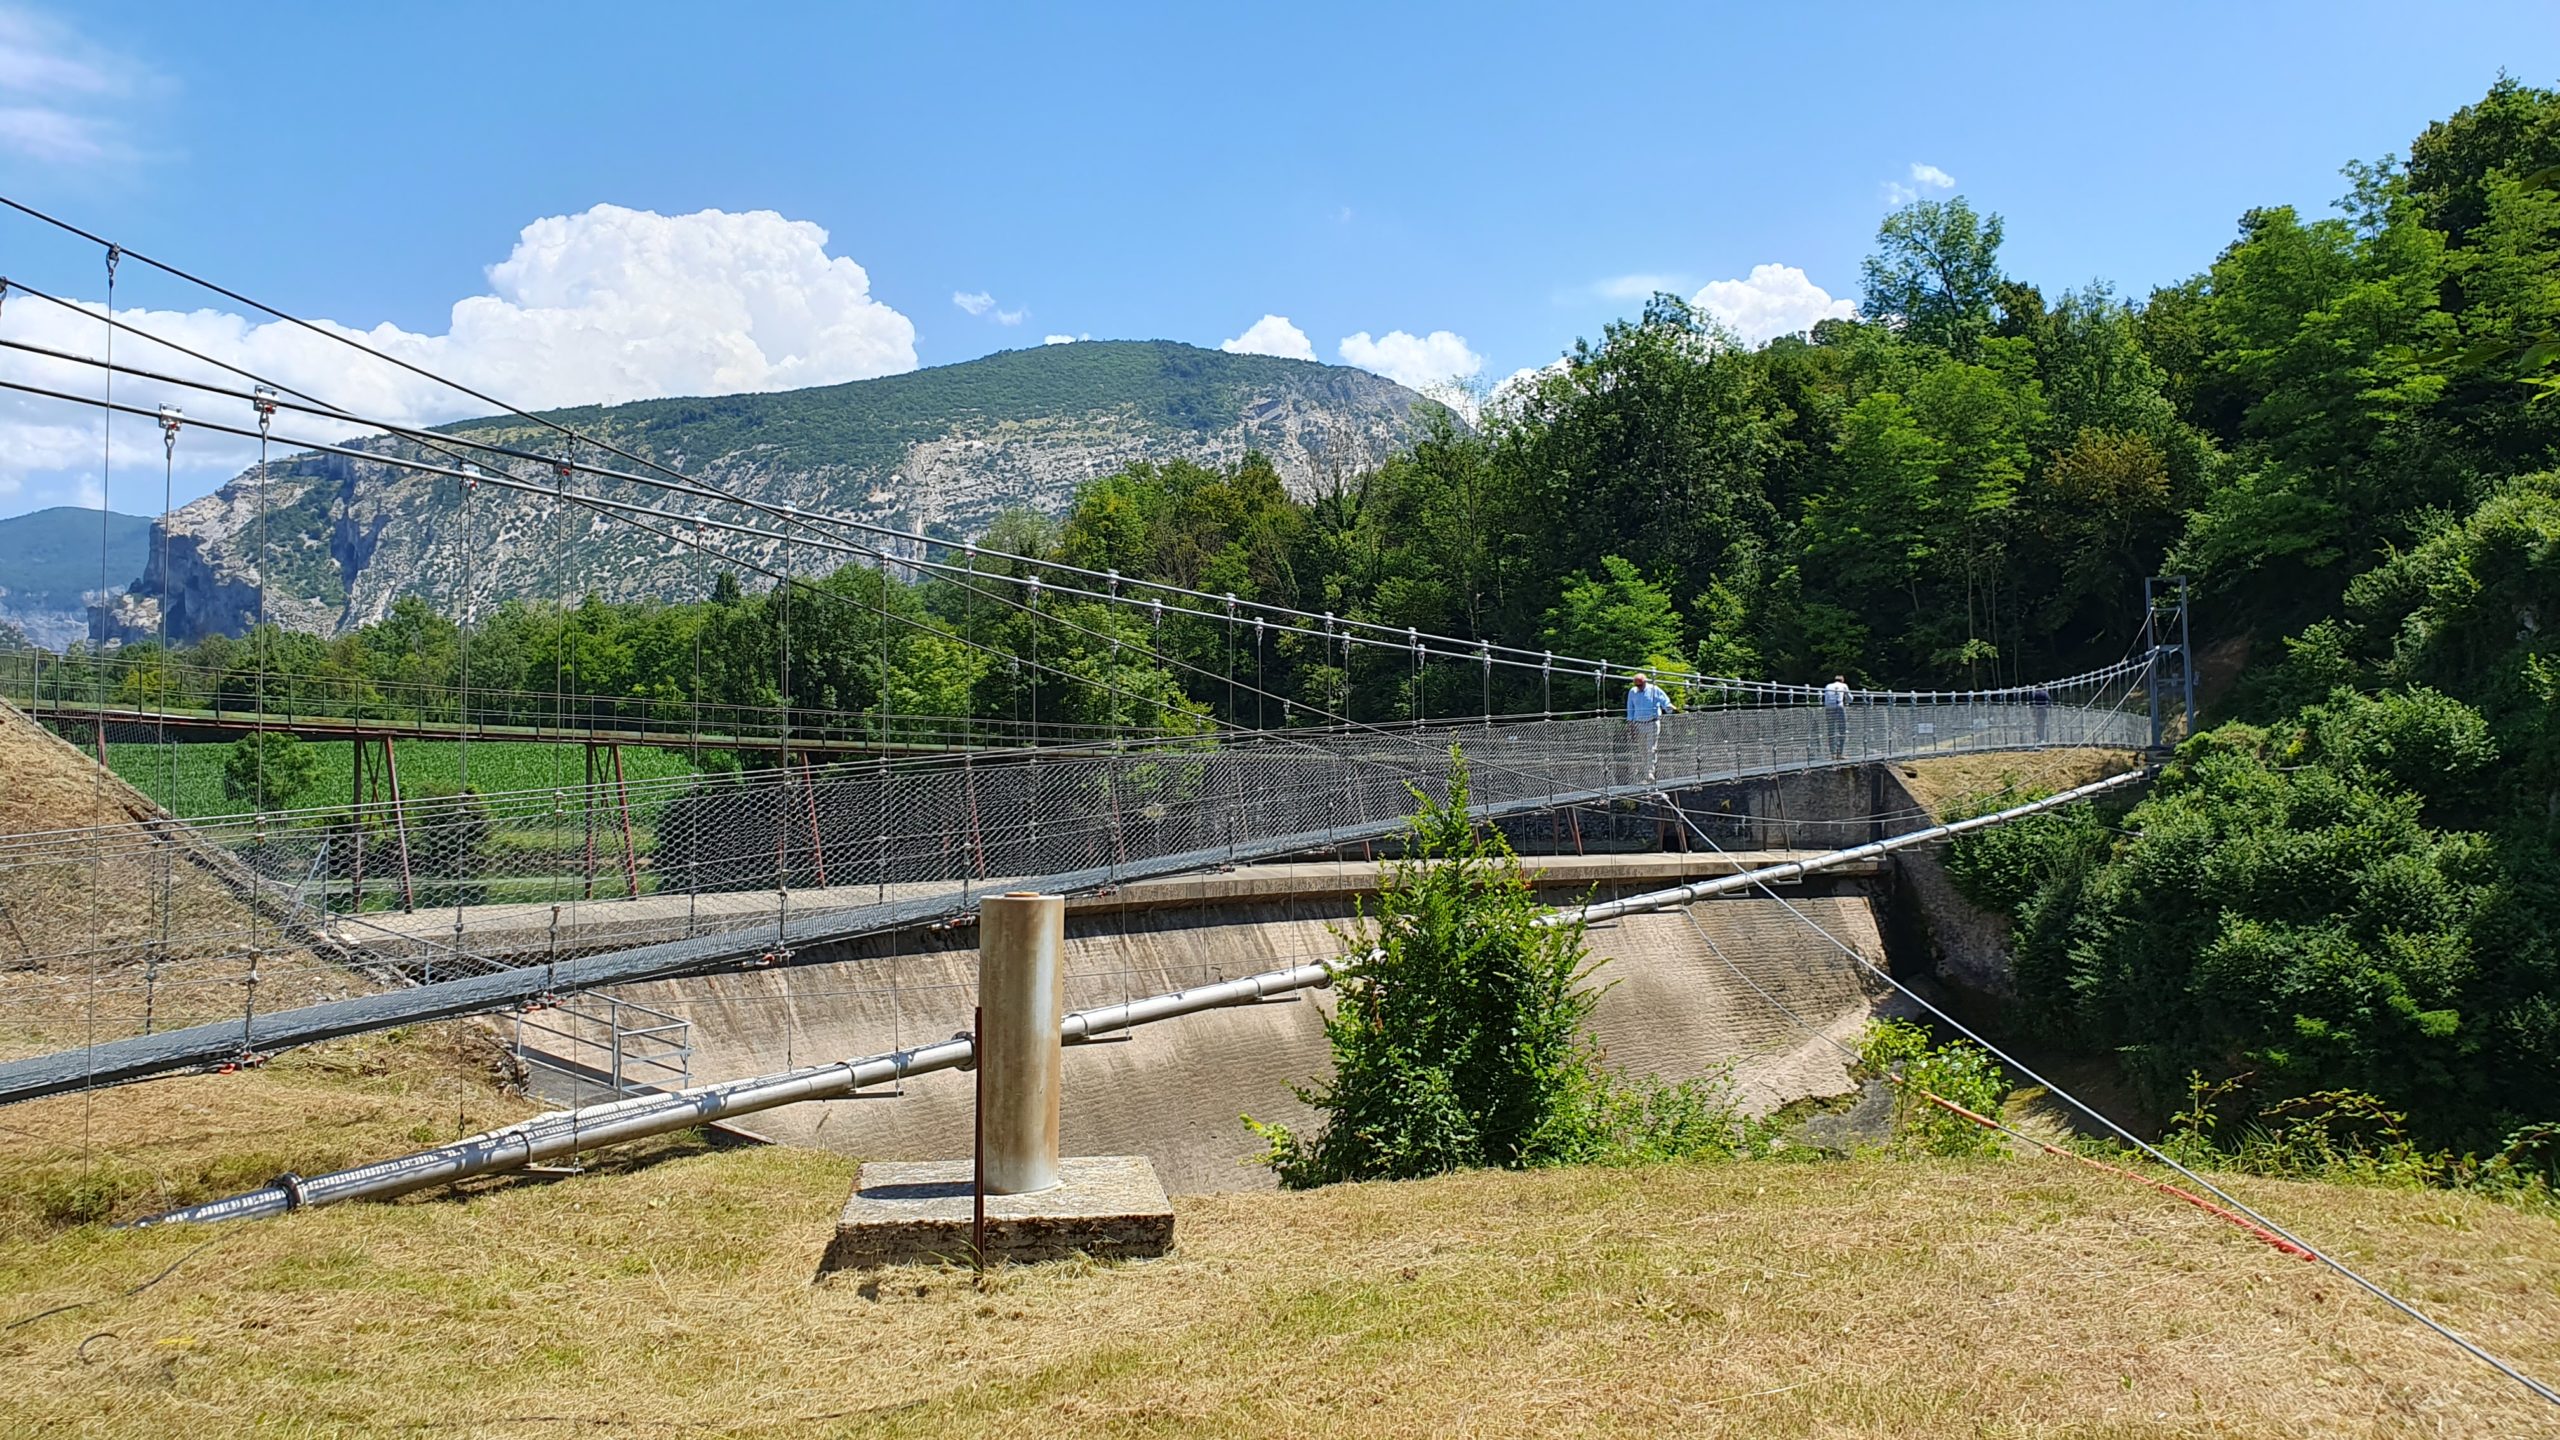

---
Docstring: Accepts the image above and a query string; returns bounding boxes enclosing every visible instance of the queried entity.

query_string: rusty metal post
[349,737,365,914]
[978,891,1064,1195]
[583,741,600,900]
[972,1002,987,1272]
[612,743,640,899]
[800,754,827,888]
[383,736,415,913]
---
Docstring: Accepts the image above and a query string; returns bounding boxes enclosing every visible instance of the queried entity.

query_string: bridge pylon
[2142,575,2196,753]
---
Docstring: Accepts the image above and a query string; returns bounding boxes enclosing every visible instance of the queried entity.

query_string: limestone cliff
[99,341,1448,642]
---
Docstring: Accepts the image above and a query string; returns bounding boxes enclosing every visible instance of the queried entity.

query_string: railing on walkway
[0,677,2151,988]
[511,992,692,1101]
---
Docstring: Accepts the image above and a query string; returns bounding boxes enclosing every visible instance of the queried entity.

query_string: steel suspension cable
[0,332,2161,709]
[0,313,1693,684]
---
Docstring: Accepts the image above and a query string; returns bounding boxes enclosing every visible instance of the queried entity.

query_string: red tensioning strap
[1910,1087,2315,1261]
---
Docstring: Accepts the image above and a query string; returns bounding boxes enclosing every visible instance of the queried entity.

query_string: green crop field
[102,739,704,818]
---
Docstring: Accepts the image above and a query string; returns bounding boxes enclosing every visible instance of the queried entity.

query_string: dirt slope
[0,700,358,1058]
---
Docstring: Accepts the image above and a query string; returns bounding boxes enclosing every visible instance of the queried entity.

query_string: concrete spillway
[580,855,1902,1194]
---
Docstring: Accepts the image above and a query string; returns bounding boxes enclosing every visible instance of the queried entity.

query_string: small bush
[1858,1020,2014,1158]
[2160,1073,2558,1208]
[1248,753,1772,1187]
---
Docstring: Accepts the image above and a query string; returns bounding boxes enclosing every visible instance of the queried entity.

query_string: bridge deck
[325,850,1884,964]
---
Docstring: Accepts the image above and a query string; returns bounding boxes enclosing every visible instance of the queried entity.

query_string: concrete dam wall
[591,855,1904,1194]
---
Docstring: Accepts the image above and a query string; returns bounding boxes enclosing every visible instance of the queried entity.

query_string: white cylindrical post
[979,891,1065,1195]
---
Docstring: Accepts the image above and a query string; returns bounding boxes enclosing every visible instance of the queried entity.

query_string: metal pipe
[133,958,1343,1226]
[1560,768,2149,925]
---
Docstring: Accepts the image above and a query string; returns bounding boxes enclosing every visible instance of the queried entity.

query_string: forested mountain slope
[0,507,151,647]
[100,342,1442,643]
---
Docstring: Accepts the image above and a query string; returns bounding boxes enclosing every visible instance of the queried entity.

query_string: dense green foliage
[221,732,317,811]
[1929,79,2560,1166]
[1249,759,1772,1186]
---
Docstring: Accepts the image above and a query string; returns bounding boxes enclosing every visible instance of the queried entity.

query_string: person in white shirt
[1821,675,1851,759]
[1625,672,1676,784]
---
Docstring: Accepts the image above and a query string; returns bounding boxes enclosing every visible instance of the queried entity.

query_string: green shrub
[1858,1020,2014,1158]
[2160,1072,2558,1206]
[1249,753,1771,1187]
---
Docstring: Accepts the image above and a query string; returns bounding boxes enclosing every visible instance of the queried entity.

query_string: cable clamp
[272,1172,310,1212]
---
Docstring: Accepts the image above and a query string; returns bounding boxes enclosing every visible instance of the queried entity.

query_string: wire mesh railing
[0,671,2152,1010]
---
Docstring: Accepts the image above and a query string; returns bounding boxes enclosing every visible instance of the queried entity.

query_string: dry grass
[1896,747,2145,820]
[0,1025,534,1236]
[0,1129,2554,1437]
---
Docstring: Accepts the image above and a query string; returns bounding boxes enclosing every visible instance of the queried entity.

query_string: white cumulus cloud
[1042,333,1088,345]
[0,204,919,514]
[1885,161,1957,206]
[1219,314,1316,362]
[1336,329,1483,392]
[1690,264,1857,346]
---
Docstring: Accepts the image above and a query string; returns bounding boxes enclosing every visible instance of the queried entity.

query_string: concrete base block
[819,1154,1174,1272]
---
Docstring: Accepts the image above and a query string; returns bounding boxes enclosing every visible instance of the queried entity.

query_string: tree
[1541,556,1686,674]
[221,732,318,812]
[1802,391,1942,618]
[1498,296,1780,614]
[1861,198,2009,356]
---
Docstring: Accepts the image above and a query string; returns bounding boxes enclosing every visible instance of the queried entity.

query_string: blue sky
[0,0,2553,517]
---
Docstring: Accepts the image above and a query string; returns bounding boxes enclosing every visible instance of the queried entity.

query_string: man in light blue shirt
[1625,672,1676,784]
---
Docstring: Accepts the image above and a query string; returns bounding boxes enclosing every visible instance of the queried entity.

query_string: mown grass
[2,1054,2556,1437]
[101,740,703,818]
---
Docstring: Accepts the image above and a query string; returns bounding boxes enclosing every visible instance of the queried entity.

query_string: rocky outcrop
[100,342,1446,643]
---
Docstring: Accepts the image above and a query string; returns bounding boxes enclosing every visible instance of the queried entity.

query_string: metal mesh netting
[0,677,2148,1021]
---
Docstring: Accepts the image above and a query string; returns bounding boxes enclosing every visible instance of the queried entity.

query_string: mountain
[102,342,1450,643]
[0,507,153,648]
